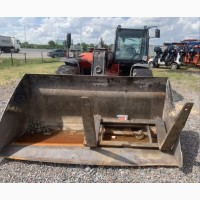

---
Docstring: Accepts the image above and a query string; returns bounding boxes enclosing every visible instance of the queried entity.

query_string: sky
[0,0,200,47]
[0,17,199,46]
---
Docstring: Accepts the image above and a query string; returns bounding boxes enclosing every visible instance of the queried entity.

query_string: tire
[171,63,178,70]
[153,57,159,68]
[53,54,58,58]
[55,65,79,75]
[132,68,153,77]
[4,49,10,53]
[153,62,159,68]
[149,61,154,68]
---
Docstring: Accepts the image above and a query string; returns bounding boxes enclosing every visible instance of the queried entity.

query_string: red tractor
[56,25,160,77]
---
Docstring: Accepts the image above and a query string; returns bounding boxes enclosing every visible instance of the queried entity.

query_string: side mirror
[155,29,160,38]
[117,25,122,32]
[66,33,71,49]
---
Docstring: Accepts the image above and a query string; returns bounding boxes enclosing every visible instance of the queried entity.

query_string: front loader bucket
[0,74,193,167]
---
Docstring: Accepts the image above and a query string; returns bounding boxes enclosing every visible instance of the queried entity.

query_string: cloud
[0,17,199,45]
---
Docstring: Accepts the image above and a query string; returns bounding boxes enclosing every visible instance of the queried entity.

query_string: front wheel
[170,63,178,70]
[153,61,159,68]
[152,56,159,68]
[55,65,79,75]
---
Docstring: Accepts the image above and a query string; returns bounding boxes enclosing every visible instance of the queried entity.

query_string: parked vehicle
[148,44,181,70]
[0,35,21,53]
[148,54,181,70]
[47,49,66,58]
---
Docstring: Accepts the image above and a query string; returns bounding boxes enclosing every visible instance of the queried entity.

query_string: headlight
[95,66,103,74]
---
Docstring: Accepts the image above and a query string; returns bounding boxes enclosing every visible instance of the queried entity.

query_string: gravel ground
[0,76,199,183]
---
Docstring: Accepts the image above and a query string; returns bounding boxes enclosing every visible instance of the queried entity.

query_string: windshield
[115,29,148,62]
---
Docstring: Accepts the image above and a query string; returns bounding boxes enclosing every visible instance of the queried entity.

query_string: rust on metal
[155,117,167,148]
[0,143,182,167]
[0,74,194,167]
[14,130,84,146]
[81,97,97,147]
[160,103,193,150]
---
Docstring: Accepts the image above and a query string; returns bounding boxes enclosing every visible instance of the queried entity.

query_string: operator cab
[114,25,160,65]
[114,27,148,64]
[113,25,160,75]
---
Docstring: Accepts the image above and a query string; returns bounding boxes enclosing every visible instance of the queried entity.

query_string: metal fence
[0,50,61,66]
[1,47,157,67]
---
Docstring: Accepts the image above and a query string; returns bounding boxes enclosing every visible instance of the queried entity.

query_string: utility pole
[24,25,27,48]
[199,17,200,41]
[80,24,83,52]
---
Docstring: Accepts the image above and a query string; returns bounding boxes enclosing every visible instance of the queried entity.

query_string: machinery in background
[149,43,182,70]
[56,25,161,77]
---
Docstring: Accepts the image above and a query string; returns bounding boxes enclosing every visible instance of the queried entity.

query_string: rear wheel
[4,49,10,53]
[132,68,153,77]
[55,65,79,75]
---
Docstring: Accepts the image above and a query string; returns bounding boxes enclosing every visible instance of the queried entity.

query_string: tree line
[20,40,109,52]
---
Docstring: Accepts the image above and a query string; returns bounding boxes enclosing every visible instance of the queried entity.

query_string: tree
[48,40,56,48]
[89,43,95,47]
[21,42,29,48]
[103,43,108,48]
[81,42,88,52]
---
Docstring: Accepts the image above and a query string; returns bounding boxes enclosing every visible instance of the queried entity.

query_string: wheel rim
[171,63,177,70]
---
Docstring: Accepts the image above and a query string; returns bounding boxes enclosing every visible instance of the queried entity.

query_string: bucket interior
[0,74,168,149]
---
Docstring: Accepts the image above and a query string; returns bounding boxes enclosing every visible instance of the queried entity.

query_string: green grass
[152,65,200,92]
[0,58,60,68]
[0,59,61,86]
[0,59,200,93]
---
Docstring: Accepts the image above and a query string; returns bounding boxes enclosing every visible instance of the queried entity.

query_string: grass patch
[0,59,200,93]
[0,58,59,68]
[0,60,62,86]
[152,65,200,92]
